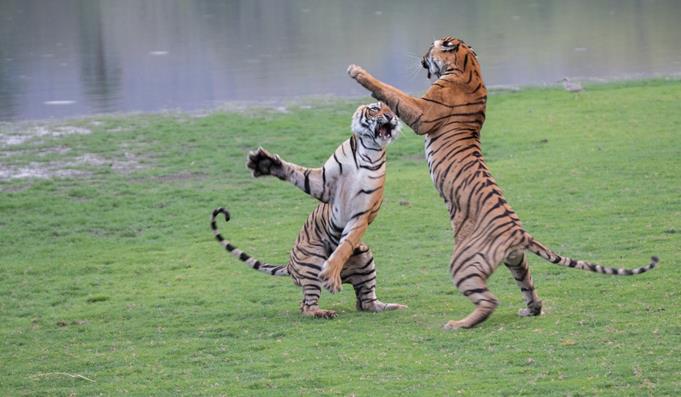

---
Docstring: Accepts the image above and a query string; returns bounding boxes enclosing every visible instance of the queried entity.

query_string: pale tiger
[211,102,407,318]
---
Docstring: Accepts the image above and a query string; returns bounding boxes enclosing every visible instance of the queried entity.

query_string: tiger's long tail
[210,208,289,276]
[527,237,658,275]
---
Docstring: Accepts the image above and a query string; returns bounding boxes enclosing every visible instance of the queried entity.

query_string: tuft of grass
[1,80,680,396]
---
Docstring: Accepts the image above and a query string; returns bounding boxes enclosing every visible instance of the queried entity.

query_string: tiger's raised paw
[347,64,367,79]
[247,147,283,178]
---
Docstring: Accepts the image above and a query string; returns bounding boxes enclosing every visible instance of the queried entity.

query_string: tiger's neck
[351,134,387,167]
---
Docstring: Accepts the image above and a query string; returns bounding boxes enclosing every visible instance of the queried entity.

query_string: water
[1,0,680,121]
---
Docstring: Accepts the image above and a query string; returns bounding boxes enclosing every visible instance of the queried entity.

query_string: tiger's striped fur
[211,103,406,318]
[348,36,658,329]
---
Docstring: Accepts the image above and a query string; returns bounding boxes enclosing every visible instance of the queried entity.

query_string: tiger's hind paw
[246,147,283,178]
[360,301,408,312]
[302,307,337,319]
[518,301,543,317]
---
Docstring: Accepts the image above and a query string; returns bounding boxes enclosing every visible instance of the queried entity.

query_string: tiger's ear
[442,41,459,52]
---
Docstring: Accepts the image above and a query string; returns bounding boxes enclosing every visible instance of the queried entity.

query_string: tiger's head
[421,36,479,80]
[351,102,400,147]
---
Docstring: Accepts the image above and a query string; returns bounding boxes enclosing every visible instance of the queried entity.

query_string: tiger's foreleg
[342,245,407,312]
[319,219,369,293]
[247,147,335,203]
[347,64,428,134]
[504,251,542,317]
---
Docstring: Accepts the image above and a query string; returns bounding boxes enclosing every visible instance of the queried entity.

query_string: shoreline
[1,75,679,125]
[2,77,679,181]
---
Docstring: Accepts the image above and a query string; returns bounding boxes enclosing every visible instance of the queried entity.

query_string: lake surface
[1,0,680,121]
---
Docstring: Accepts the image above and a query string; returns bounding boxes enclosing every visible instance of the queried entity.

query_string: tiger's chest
[329,170,383,229]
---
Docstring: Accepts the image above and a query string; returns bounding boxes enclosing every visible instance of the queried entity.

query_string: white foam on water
[44,100,76,105]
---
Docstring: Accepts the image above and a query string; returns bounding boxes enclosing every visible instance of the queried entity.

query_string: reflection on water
[1,0,680,121]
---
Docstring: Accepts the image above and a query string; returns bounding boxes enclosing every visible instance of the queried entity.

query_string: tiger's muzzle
[375,116,398,140]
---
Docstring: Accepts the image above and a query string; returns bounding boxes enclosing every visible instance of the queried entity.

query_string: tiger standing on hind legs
[211,103,406,319]
[347,36,658,330]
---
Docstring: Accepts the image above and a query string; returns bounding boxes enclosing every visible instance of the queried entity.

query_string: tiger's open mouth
[375,122,395,139]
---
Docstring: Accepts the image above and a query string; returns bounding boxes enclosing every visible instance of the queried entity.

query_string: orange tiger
[211,103,406,318]
[348,36,658,329]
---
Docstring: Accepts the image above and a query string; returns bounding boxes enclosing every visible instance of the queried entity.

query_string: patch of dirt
[0,152,144,180]
[0,123,91,147]
[1,117,147,182]
[0,163,89,180]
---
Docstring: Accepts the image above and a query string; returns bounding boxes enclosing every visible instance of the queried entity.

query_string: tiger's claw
[246,147,282,178]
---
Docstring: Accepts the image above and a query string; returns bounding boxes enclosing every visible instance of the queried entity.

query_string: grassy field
[1,80,680,396]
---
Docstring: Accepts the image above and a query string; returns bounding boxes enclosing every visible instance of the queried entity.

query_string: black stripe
[333,153,343,174]
[455,273,482,287]
[470,83,483,94]
[350,135,359,168]
[359,161,384,171]
[303,170,311,194]
[463,287,488,296]
[356,187,381,196]
[350,209,370,220]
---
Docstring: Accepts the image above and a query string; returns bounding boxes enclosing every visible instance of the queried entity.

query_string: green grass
[1,80,680,396]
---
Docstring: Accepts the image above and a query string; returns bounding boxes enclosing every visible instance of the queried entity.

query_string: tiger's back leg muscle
[504,250,542,316]
[444,243,502,330]
[288,231,337,319]
[289,245,336,318]
[341,244,407,312]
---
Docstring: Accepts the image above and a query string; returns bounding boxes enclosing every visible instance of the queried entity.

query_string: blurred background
[1,0,680,121]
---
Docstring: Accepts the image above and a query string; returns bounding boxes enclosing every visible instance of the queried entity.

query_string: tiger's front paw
[319,266,342,294]
[347,64,367,79]
[247,147,283,178]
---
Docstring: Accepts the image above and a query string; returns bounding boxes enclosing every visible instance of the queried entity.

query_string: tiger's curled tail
[210,207,289,276]
[527,236,658,276]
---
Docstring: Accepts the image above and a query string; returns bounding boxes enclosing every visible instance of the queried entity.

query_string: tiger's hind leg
[341,244,407,312]
[289,239,337,319]
[444,247,500,330]
[504,250,542,317]
[299,283,336,319]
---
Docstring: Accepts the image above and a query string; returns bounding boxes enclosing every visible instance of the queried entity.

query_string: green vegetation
[1,80,679,396]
